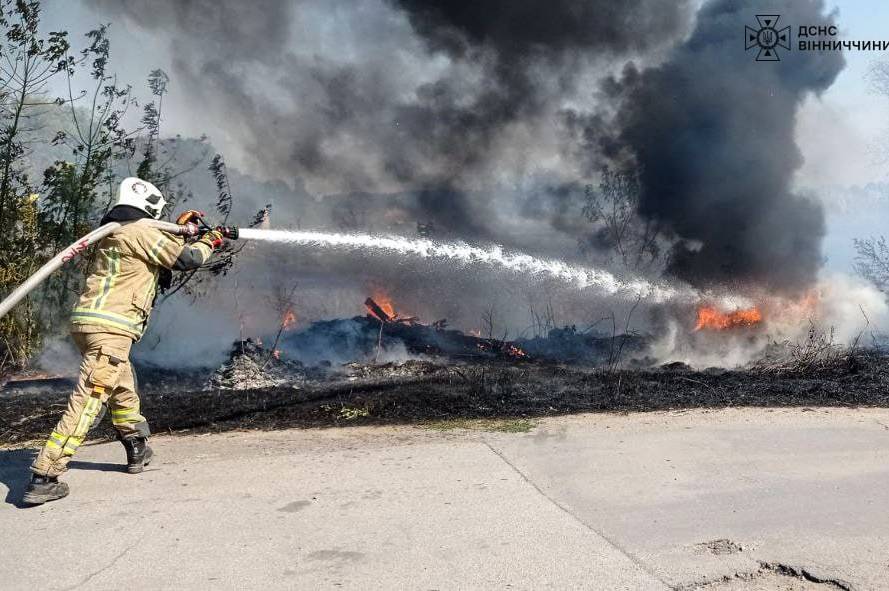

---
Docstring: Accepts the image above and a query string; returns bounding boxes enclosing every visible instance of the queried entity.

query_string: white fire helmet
[116,177,167,219]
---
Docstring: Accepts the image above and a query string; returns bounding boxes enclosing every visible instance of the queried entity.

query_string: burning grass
[2,295,888,448]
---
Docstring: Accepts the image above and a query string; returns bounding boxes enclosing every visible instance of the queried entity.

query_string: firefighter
[23,177,226,505]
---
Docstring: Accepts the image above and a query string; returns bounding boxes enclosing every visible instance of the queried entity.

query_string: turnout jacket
[70,221,213,340]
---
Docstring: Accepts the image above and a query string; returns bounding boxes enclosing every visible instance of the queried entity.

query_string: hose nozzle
[216,225,239,240]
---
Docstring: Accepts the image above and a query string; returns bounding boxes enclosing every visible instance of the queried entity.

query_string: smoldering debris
[208,339,309,391]
[280,314,532,365]
[205,332,462,391]
[342,359,444,380]
[189,301,662,392]
[519,326,647,365]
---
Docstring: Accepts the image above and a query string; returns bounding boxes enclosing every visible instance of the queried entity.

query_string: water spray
[0,223,716,324]
[238,228,699,303]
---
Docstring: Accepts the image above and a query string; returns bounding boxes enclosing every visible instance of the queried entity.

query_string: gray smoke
[598,0,844,292]
[84,0,691,243]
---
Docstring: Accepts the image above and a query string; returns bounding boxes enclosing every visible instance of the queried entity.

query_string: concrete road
[1,408,888,590]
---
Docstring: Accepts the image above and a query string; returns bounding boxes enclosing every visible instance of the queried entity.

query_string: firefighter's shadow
[67,459,125,472]
[0,449,36,508]
[0,449,124,507]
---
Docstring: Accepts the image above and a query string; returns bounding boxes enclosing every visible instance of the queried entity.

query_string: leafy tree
[135,68,166,182]
[0,0,69,369]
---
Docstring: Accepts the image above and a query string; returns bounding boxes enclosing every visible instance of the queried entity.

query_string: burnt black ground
[2,350,888,448]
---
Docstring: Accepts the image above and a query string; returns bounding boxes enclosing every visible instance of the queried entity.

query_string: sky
[793,0,889,189]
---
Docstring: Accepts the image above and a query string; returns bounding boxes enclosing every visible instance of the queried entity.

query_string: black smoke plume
[603,0,844,292]
[391,0,692,57]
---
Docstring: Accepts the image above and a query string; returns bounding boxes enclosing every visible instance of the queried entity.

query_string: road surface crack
[482,439,671,589]
[760,562,856,590]
[62,541,138,590]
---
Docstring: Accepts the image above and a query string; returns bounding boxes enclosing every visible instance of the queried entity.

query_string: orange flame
[273,349,281,360]
[694,306,763,331]
[282,309,297,330]
[504,343,528,358]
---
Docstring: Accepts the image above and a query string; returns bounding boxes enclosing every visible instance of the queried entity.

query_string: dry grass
[422,418,536,433]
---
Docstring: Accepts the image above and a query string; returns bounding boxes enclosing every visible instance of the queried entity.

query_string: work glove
[176,209,205,225]
[198,229,224,250]
[181,222,201,238]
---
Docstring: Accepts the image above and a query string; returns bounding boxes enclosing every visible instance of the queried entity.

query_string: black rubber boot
[120,436,153,474]
[22,474,69,506]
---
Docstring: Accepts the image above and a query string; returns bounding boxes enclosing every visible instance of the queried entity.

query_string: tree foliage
[0,2,234,373]
[0,0,70,369]
[133,67,206,217]
[39,23,136,321]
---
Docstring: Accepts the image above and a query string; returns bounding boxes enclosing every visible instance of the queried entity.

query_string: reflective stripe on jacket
[71,222,212,340]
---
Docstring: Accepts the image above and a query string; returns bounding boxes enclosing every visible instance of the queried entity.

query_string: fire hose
[0,218,238,321]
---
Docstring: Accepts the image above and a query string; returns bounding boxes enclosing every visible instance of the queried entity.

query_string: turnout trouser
[31,332,149,477]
